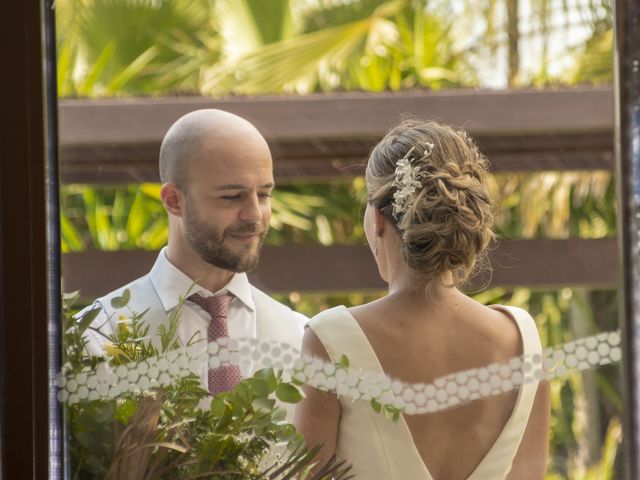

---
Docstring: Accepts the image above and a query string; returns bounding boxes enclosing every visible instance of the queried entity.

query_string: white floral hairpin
[392,142,435,220]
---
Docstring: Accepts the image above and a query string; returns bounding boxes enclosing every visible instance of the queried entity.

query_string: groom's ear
[160,183,183,216]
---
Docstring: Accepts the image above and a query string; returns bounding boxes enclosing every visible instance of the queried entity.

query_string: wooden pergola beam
[59,87,615,183]
[62,238,618,299]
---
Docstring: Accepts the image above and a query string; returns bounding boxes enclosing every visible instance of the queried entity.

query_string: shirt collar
[150,247,256,312]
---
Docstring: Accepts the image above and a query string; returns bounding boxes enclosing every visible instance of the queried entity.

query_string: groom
[82,109,307,395]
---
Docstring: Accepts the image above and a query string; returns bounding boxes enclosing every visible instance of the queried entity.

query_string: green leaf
[114,398,138,424]
[234,382,251,402]
[418,66,459,83]
[125,188,150,243]
[339,354,349,369]
[81,187,98,242]
[245,377,270,398]
[60,211,85,251]
[95,203,115,249]
[214,0,294,55]
[215,401,234,431]
[272,406,287,422]
[275,423,297,442]
[105,45,160,94]
[139,218,169,249]
[62,291,80,307]
[251,397,276,412]
[75,431,100,449]
[110,188,128,233]
[56,38,75,97]
[94,402,116,423]
[370,398,382,413]
[315,214,334,245]
[77,41,114,97]
[139,183,162,200]
[110,288,131,309]
[253,368,278,391]
[76,306,102,334]
[275,383,303,404]
[202,17,374,95]
[383,405,402,423]
[210,396,226,417]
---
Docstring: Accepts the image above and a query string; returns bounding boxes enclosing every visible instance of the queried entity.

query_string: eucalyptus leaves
[62,291,352,480]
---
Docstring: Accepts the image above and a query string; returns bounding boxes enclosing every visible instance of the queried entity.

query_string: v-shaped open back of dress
[308,305,542,480]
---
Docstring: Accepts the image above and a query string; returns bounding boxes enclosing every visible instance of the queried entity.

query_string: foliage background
[57,0,619,478]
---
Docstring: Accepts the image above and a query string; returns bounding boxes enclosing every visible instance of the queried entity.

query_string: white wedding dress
[308,305,542,479]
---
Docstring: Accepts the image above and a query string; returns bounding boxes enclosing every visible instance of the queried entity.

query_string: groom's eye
[221,194,242,201]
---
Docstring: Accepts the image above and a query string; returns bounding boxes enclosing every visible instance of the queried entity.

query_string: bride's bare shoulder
[464,300,528,359]
[347,297,385,318]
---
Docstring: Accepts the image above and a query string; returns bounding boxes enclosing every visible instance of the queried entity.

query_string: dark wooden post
[0,0,60,478]
[614,0,640,477]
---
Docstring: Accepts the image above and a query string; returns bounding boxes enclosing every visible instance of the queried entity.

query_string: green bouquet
[60,290,353,480]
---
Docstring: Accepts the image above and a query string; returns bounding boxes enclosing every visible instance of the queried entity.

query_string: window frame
[0,0,639,477]
[0,0,61,478]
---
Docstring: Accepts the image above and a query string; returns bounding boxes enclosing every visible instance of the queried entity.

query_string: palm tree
[56,0,210,96]
[159,0,471,95]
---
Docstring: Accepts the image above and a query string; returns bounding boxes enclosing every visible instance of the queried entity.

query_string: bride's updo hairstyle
[365,119,495,287]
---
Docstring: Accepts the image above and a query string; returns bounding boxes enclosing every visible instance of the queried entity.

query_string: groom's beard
[183,204,267,273]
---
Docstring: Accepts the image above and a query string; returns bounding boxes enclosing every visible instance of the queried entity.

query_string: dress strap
[468,305,542,479]
[499,305,542,358]
[307,306,386,374]
[308,306,434,479]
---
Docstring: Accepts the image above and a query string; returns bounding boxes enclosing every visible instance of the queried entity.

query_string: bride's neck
[387,270,457,304]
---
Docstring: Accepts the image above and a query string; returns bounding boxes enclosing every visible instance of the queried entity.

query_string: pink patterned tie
[189,293,242,395]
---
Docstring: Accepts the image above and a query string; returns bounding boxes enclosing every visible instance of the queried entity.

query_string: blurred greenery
[61,184,168,252]
[57,0,619,478]
[60,180,367,252]
[60,171,616,253]
[55,0,613,98]
[489,171,616,239]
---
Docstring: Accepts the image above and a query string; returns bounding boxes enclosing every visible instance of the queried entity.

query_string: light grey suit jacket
[89,273,305,357]
[80,258,307,417]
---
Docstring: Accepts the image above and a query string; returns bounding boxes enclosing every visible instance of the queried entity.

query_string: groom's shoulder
[97,274,155,312]
[249,285,308,323]
[77,274,156,322]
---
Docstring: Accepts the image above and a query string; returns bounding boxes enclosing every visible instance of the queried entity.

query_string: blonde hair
[366,119,495,287]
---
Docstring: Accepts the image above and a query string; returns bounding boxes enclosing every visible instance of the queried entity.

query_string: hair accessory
[392,142,435,220]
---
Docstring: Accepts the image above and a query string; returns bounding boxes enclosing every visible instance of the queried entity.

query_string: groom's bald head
[159,109,269,189]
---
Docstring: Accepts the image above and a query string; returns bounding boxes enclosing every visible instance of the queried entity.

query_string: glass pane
[55,1,622,478]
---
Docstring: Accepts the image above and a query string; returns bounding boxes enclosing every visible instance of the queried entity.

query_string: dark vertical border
[44,0,64,478]
[614,0,640,478]
[0,0,52,478]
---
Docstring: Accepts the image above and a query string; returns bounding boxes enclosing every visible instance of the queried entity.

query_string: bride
[294,119,550,479]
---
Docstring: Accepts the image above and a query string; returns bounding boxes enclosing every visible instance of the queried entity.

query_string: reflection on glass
[56,0,620,478]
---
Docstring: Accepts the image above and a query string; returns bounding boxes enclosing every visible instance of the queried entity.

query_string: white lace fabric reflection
[56,331,622,414]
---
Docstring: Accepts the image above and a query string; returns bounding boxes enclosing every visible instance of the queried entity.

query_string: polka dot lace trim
[56,330,622,413]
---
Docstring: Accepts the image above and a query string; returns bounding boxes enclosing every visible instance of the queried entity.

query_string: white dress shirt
[84,248,261,378]
[145,247,258,377]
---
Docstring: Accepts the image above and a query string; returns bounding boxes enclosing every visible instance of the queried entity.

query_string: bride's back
[296,119,549,479]
[350,291,524,479]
